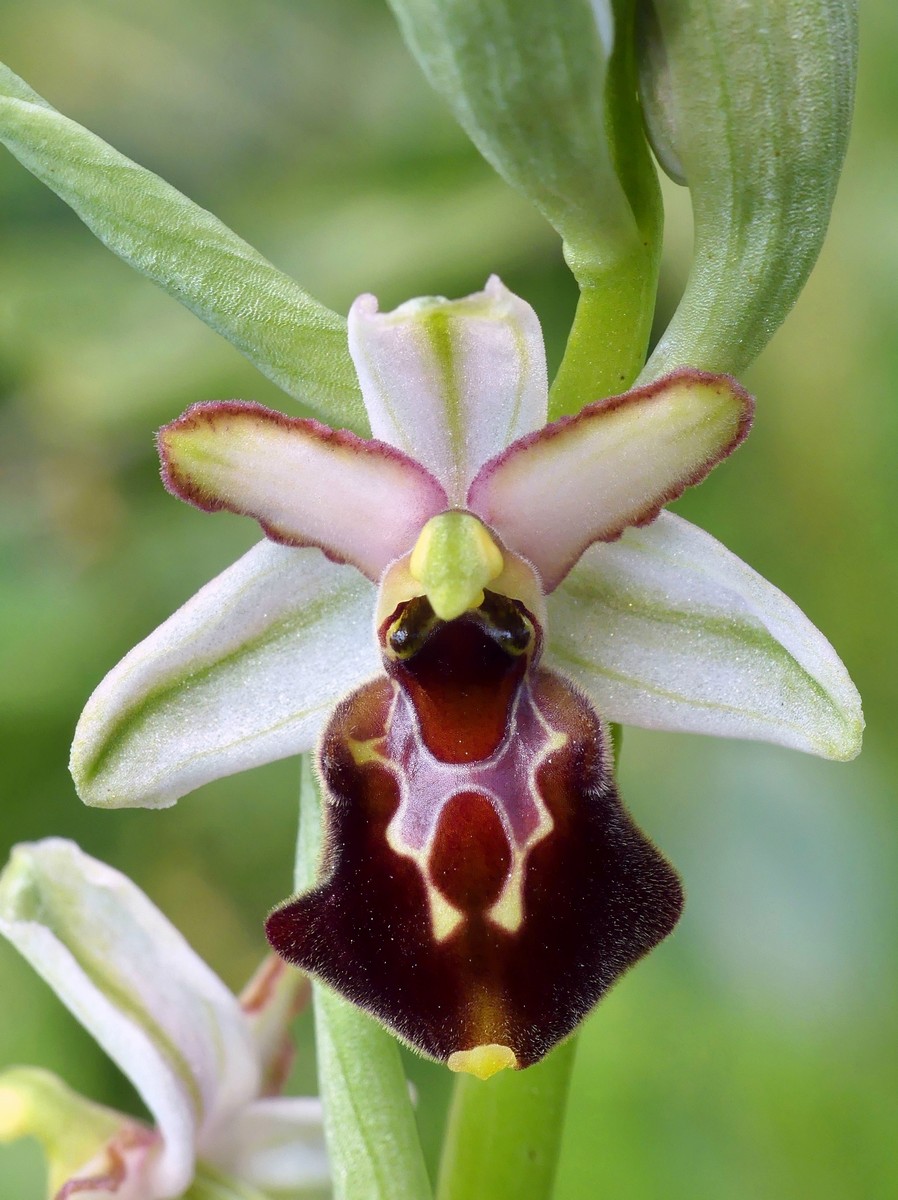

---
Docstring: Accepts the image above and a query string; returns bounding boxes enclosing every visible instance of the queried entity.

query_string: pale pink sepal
[0,840,261,1199]
[200,1097,329,1196]
[71,540,379,810]
[159,401,448,581]
[468,368,753,591]
[348,276,548,504]
[545,513,863,759]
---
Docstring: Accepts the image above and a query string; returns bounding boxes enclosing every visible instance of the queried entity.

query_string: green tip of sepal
[0,1067,126,1193]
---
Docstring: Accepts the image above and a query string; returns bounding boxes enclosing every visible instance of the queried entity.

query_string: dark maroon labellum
[266,591,683,1070]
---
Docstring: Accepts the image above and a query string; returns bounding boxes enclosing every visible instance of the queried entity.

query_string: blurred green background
[1,1,895,1196]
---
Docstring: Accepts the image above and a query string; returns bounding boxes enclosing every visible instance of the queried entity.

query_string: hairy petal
[159,402,447,580]
[468,368,752,591]
[269,618,682,1068]
[71,541,378,809]
[238,956,311,1097]
[0,1066,158,1200]
[546,513,863,760]
[0,841,259,1199]
[348,276,547,503]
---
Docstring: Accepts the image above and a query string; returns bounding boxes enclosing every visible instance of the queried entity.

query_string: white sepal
[349,276,547,504]
[546,513,863,759]
[71,540,379,809]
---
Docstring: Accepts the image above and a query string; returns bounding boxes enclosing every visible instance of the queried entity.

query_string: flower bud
[637,0,858,380]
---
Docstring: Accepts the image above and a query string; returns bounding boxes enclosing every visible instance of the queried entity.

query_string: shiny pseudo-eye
[267,516,683,1076]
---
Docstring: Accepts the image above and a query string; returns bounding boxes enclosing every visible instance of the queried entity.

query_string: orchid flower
[0,839,329,1199]
[70,277,862,1078]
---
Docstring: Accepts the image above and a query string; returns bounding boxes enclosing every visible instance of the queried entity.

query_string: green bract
[0,61,366,433]
[637,0,858,380]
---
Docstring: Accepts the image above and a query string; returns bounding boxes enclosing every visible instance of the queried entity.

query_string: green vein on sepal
[73,582,359,801]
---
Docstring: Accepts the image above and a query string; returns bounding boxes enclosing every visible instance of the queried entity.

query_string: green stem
[548,247,658,418]
[295,757,432,1200]
[435,1038,577,1200]
[548,0,663,419]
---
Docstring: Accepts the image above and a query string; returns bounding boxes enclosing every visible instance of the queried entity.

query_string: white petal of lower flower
[0,841,260,1199]
[202,1097,329,1196]
[545,512,863,759]
[348,276,548,504]
[71,540,379,809]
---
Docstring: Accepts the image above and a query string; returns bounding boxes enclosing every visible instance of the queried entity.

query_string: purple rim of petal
[157,401,448,579]
[57,1125,157,1200]
[467,367,754,591]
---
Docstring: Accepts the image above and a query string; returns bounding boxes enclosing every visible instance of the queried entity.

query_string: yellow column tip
[409,511,504,621]
[447,1044,518,1080]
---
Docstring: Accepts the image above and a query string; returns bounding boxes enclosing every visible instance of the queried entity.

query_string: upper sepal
[349,276,548,505]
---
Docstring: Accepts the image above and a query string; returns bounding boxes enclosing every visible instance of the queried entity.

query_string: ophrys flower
[71,278,862,1075]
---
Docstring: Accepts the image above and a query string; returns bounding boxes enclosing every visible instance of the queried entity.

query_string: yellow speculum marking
[409,511,504,621]
[346,736,390,768]
[448,1044,518,1079]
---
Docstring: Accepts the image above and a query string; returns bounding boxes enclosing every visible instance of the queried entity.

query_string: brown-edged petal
[158,401,448,581]
[467,368,752,591]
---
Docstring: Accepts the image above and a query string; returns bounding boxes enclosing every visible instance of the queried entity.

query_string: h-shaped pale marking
[350,679,564,942]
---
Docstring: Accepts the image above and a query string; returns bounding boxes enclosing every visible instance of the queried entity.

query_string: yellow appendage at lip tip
[447,1044,518,1080]
[409,511,504,621]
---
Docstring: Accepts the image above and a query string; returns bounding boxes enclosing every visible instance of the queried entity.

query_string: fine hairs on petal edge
[467,367,755,591]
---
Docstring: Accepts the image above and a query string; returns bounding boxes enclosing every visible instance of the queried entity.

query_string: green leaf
[295,757,433,1200]
[637,0,858,381]
[0,61,366,432]
[387,0,663,413]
